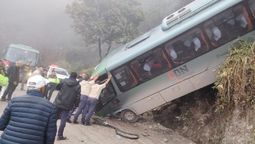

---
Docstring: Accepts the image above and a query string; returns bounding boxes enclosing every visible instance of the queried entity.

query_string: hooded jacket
[0,90,57,144]
[54,78,81,110]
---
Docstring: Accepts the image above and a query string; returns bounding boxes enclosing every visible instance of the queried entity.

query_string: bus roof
[94,0,241,75]
[9,44,39,53]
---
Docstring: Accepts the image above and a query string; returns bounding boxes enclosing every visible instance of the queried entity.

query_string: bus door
[95,75,118,116]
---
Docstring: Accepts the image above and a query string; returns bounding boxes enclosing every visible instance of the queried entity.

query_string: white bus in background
[92,0,255,122]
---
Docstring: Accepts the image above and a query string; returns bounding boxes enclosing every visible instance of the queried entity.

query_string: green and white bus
[4,44,40,67]
[93,0,255,122]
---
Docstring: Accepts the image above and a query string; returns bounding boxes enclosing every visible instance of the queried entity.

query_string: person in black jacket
[0,74,57,144]
[54,72,81,140]
[1,61,22,101]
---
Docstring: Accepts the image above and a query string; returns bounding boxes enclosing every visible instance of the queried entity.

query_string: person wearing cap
[54,72,81,140]
[0,75,57,144]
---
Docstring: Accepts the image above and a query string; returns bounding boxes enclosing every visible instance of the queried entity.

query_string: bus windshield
[5,47,39,66]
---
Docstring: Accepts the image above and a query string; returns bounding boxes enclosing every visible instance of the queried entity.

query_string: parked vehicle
[3,44,39,67]
[46,65,69,80]
[3,44,40,81]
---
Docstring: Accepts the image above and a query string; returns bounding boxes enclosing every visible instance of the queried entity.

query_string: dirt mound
[154,86,224,144]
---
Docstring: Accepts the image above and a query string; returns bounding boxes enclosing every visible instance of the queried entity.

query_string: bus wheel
[121,110,138,123]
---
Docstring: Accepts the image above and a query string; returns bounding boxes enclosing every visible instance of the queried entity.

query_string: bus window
[204,4,253,47]
[130,48,169,82]
[248,0,255,18]
[204,23,223,47]
[112,66,138,91]
[164,28,209,67]
[233,5,253,32]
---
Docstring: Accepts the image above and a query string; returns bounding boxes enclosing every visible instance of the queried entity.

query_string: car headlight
[27,72,32,77]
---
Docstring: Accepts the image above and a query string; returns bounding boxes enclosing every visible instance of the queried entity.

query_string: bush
[215,41,255,112]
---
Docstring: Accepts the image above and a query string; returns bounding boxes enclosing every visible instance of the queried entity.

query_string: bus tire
[120,110,138,123]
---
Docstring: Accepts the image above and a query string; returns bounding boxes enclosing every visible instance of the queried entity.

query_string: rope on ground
[93,116,139,140]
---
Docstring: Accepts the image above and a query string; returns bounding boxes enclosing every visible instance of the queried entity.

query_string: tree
[66,0,144,61]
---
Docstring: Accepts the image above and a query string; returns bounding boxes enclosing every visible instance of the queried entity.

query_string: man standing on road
[0,75,57,144]
[46,69,60,100]
[83,73,112,125]
[1,61,22,101]
[54,72,81,140]
[72,73,92,124]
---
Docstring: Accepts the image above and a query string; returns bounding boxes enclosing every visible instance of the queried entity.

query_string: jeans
[83,97,98,124]
[67,107,76,120]
[73,95,88,122]
[57,108,69,137]
[2,82,18,100]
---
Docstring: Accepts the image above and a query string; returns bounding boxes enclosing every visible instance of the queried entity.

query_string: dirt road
[0,86,195,144]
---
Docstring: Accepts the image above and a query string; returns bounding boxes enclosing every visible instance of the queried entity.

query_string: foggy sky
[0,0,82,51]
[0,0,193,68]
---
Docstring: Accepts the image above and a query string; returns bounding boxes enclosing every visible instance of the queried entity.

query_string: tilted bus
[92,0,255,122]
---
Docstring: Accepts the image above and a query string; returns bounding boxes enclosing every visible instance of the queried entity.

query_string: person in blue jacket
[0,74,57,144]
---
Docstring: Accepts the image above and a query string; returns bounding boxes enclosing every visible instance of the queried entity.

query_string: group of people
[0,64,112,143]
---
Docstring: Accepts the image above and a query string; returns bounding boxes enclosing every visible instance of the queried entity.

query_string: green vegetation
[215,41,255,112]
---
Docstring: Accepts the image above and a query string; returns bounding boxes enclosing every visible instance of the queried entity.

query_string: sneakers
[57,136,67,141]
[73,120,79,124]
[84,122,91,126]
[66,119,72,123]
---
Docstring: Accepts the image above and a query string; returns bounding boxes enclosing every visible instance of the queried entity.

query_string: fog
[0,0,84,66]
[0,0,77,45]
[0,0,192,70]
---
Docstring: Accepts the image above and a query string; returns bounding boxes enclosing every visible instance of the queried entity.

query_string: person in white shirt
[83,73,112,125]
[72,73,94,124]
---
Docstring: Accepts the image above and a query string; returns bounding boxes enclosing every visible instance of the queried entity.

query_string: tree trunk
[104,42,112,57]
[98,37,102,62]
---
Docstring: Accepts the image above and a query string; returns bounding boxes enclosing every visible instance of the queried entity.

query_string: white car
[47,66,69,80]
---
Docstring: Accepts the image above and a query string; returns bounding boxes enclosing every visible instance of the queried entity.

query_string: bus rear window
[112,66,138,91]
[248,0,255,18]
[204,4,253,47]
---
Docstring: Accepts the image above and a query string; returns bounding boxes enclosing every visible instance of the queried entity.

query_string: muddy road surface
[0,85,195,144]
